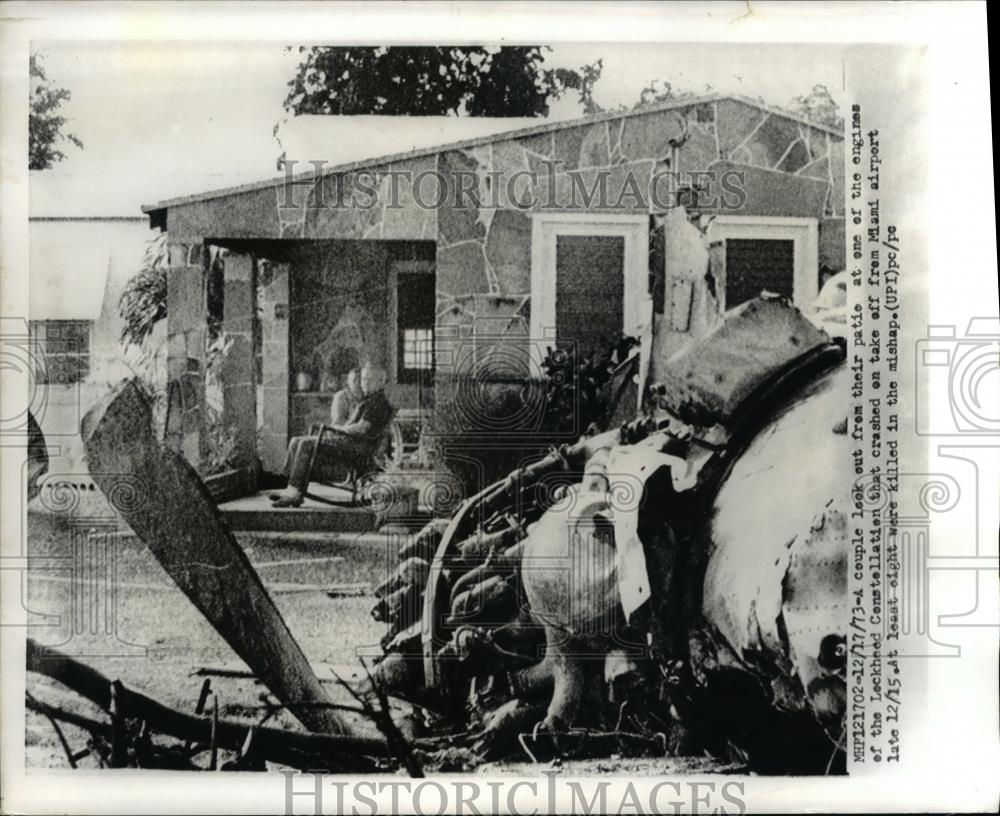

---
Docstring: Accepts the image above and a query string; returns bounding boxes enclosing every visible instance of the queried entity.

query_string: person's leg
[283,437,300,473]
[314,434,371,470]
[272,434,373,507]
[271,437,317,506]
[269,437,305,500]
[274,434,371,507]
[287,437,318,492]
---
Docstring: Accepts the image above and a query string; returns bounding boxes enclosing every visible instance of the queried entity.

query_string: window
[530,213,650,368]
[555,234,625,356]
[703,216,819,310]
[402,327,434,371]
[724,238,795,308]
[394,267,435,384]
[29,320,92,385]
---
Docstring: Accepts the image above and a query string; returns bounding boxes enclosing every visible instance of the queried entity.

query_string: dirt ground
[23,510,389,770]
[23,510,732,776]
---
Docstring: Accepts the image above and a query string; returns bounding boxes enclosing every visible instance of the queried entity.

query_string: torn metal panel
[649,207,720,384]
[521,488,619,636]
[604,442,683,621]
[702,362,849,672]
[657,296,832,428]
[781,500,849,696]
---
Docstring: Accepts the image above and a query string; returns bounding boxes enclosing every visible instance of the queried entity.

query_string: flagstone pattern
[158,97,845,465]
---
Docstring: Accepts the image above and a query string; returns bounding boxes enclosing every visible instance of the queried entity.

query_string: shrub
[428,334,639,495]
[119,233,168,349]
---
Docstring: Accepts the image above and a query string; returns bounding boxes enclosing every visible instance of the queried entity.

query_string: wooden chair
[302,407,398,506]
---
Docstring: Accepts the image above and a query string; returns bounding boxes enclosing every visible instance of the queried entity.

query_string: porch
[165,236,438,512]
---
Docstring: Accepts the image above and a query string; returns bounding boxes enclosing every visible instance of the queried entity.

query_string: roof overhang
[141,93,844,230]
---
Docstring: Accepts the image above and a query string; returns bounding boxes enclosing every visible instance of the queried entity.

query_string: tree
[631,79,843,132]
[634,79,700,108]
[284,46,601,118]
[789,84,843,130]
[562,59,604,115]
[118,235,226,349]
[29,53,83,170]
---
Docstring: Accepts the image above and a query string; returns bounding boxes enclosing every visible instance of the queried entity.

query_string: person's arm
[329,390,351,428]
[333,396,369,435]
[339,395,389,437]
[338,417,372,436]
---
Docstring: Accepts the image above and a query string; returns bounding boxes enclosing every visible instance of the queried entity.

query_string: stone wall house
[142,94,845,490]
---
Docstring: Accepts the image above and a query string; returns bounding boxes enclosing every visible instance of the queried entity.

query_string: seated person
[274,368,361,500]
[271,362,393,507]
[329,367,363,428]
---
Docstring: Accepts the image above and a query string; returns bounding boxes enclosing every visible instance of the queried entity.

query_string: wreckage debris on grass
[32,297,848,775]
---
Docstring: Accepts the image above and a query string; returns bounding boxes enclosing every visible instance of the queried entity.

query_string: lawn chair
[302,407,398,506]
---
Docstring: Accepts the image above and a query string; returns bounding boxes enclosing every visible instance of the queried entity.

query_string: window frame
[529,213,650,370]
[28,319,93,386]
[702,215,819,311]
[388,260,436,386]
[401,327,434,374]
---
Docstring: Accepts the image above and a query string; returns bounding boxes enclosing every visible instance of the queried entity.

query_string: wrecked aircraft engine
[36,295,848,774]
[372,296,849,773]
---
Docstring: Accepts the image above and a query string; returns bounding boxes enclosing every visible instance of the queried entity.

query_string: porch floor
[219,484,377,533]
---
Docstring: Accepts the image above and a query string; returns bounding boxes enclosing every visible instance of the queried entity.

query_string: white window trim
[530,213,650,368]
[702,215,819,310]
[388,260,435,385]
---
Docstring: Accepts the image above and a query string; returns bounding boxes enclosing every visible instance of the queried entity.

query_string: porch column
[165,239,208,467]
[258,261,290,473]
[221,252,257,477]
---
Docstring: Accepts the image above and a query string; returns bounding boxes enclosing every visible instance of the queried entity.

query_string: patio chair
[302,407,399,506]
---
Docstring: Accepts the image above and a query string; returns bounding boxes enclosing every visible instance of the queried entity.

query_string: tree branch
[27,639,387,772]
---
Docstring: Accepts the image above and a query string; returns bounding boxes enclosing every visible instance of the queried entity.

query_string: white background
[1,2,996,813]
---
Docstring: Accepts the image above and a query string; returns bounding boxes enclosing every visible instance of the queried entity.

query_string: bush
[428,334,639,495]
[119,233,168,349]
[427,377,550,493]
[539,334,639,434]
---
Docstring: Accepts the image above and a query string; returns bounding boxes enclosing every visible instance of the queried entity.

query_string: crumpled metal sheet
[521,487,619,637]
[703,362,849,680]
[604,442,684,621]
[782,500,849,694]
[657,296,832,427]
[521,437,699,631]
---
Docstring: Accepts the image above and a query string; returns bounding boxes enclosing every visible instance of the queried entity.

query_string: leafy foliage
[789,84,843,130]
[205,248,226,341]
[634,79,701,108]
[203,331,238,476]
[429,335,639,494]
[119,233,168,349]
[540,335,639,434]
[631,78,843,132]
[429,381,544,492]
[29,54,83,170]
[284,46,602,118]
[119,239,237,473]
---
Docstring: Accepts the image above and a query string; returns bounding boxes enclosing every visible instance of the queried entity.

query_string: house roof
[275,113,548,173]
[142,93,842,219]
